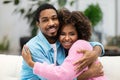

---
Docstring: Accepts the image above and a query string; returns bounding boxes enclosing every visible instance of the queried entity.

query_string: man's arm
[22,40,94,80]
[90,41,105,56]
[74,42,104,76]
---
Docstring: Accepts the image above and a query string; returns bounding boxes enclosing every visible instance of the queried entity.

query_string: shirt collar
[38,31,61,51]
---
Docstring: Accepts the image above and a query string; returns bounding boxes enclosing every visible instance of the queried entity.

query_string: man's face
[37,9,59,38]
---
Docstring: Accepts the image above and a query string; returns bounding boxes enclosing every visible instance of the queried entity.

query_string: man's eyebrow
[41,17,47,19]
[40,16,48,20]
[52,15,58,17]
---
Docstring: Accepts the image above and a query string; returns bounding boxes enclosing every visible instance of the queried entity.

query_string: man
[21,3,104,80]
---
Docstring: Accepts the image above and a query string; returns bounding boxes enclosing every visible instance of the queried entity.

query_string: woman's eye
[60,32,65,35]
[69,33,75,36]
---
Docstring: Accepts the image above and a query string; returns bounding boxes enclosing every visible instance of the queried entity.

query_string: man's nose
[48,19,54,26]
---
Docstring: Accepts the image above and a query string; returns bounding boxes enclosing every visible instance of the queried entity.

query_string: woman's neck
[65,49,69,57]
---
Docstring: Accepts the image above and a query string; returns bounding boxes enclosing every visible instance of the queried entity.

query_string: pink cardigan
[33,40,107,80]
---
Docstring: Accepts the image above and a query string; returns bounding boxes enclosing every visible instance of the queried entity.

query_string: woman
[22,9,107,80]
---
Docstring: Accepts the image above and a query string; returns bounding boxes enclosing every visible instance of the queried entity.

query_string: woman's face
[59,24,78,50]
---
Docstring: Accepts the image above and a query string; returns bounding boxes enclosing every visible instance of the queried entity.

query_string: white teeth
[63,42,71,45]
[48,27,56,32]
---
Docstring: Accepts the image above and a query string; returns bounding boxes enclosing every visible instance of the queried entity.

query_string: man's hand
[88,62,104,77]
[74,46,102,73]
[74,50,98,72]
[77,62,104,80]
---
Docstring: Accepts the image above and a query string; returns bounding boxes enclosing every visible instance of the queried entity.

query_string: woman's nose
[64,35,70,41]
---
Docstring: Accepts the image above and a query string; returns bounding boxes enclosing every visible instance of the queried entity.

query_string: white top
[50,43,57,65]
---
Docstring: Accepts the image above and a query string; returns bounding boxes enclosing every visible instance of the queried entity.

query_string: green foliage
[70,0,74,6]
[3,0,49,37]
[0,36,10,51]
[84,3,103,27]
[3,0,12,4]
[58,0,67,8]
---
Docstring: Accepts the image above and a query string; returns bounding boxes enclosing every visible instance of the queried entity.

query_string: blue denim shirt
[21,31,104,80]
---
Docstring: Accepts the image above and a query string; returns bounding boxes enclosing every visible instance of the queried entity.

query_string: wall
[62,0,118,45]
[0,0,119,52]
[118,0,120,35]
[0,0,30,52]
[75,0,116,45]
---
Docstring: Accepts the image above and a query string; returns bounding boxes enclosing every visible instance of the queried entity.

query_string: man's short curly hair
[34,3,58,22]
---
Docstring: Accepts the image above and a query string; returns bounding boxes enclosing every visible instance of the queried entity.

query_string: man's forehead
[40,9,57,16]
[40,10,57,19]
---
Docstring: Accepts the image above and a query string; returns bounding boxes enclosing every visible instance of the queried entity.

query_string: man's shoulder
[25,35,47,52]
[25,36,41,50]
[26,36,40,45]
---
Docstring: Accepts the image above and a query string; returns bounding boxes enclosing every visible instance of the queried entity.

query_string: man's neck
[46,37,57,44]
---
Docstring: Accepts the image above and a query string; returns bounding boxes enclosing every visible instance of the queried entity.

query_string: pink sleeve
[33,40,93,80]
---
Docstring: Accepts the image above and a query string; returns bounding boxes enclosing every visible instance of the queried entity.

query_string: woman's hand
[22,45,34,68]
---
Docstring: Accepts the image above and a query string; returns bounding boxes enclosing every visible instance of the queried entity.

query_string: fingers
[77,49,86,54]
[23,47,27,55]
[23,45,27,53]
[74,56,86,66]
[97,62,103,69]
[22,46,26,56]
[74,61,87,73]
[95,62,104,76]
[74,57,88,74]
[23,45,30,55]
[22,45,31,60]
[100,69,104,76]
[24,45,28,53]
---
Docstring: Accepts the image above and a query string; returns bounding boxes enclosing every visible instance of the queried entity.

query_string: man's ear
[36,21,39,27]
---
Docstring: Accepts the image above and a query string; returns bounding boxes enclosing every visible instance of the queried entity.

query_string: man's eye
[42,19,48,22]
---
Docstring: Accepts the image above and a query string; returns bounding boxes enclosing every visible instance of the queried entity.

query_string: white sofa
[0,54,120,80]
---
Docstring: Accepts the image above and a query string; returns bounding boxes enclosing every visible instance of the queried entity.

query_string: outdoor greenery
[83,3,103,42]
[3,0,74,37]
[3,0,103,37]
[84,3,103,28]
[0,36,9,51]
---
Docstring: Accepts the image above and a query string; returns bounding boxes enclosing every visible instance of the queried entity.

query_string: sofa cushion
[0,54,120,80]
[100,56,120,80]
[0,54,22,80]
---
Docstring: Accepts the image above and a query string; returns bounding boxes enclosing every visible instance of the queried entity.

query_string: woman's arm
[22,40,93,80]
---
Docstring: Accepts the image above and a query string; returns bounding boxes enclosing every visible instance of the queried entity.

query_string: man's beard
[49,35,57,40]
[43,33,57,43]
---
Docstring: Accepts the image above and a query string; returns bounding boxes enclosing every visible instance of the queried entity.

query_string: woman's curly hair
[71,11,92,41]
[58,8,92,41]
